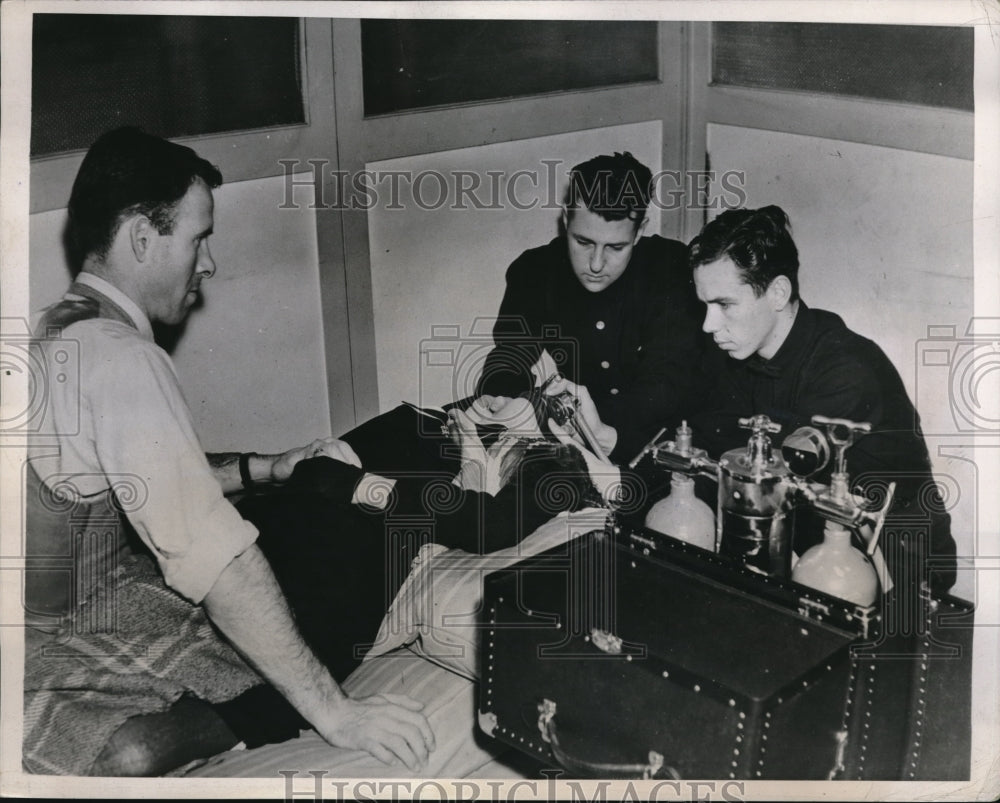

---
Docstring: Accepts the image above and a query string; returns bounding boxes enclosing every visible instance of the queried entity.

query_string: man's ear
[766,275,793,310]
[128,215,156,263]
[632,215,649,244]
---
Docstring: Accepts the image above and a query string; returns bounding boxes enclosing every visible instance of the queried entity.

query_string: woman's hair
[494,436,600,514]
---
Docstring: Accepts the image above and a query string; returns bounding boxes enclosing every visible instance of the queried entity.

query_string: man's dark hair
[688,205,800,301]
[66,127,222,269]
[565,152,652,228]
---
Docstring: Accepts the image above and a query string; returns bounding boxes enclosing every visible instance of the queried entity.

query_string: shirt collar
[747,301,815,378]
[75,272,154,341]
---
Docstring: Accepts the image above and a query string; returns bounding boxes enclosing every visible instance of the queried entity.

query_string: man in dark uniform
[476,152,703,464]
[687,205,957,596]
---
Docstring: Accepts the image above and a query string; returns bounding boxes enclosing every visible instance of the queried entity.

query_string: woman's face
[446,398,546,495]
[464,395,543,438]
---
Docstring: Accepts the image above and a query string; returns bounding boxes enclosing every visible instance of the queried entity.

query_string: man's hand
[203,546,436,772]
[543,378,618,456]
[208,439,362,494]
[315,693,436,771]
[270,438,362,483]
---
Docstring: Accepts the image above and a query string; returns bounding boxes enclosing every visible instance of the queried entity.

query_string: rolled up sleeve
[88,331,257,603]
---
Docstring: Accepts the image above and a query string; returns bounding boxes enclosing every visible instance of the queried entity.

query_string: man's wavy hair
[564,151,652,229]
[66,127,222,271]
[688,205,800,302]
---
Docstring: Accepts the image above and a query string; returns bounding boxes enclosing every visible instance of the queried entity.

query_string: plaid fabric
[22,553,261,775]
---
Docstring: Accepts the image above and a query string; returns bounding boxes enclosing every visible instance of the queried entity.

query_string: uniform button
[610,388,620,395]
[600,361,610,369]
[595,320,605,330]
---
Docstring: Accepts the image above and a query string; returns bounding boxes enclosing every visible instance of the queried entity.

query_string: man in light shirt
[24,127,434,776]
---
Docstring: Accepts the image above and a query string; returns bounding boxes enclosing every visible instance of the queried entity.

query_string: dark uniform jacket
[689,302,957,594]
[477,234,704,464]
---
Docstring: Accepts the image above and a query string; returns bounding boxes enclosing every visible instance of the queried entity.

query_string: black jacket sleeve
[387,474,560,555]
[476,249,547,399]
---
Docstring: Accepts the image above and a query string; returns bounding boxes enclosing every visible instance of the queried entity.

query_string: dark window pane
[32,15,304,156]
[712,23,973,111]
[362,20,659,116]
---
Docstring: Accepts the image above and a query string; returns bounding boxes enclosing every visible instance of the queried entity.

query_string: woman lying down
[210,381,624,754]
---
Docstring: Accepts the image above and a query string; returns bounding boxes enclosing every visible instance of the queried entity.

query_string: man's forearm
[203,543,435,770]
[202,544,346,728]
[207,452,280,494]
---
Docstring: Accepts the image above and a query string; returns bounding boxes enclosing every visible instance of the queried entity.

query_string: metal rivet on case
[662,670,669,678]
[739,712,746,719]
[729,699,736,706]
[626,655,633,662]
[694,684,701,693]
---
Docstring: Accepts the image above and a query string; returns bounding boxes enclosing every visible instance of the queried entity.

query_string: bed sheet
[183,507,608,779]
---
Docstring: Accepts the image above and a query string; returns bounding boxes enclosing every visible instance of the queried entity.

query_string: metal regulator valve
[781,415,897,596]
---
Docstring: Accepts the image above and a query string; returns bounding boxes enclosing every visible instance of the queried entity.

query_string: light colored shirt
[33,273,258,603]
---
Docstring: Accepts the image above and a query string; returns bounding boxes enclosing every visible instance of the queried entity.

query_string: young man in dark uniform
[476,152,703,464]
[687,205,957,597]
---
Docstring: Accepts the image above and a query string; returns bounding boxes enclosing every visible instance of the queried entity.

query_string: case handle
[537,699,681,780]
